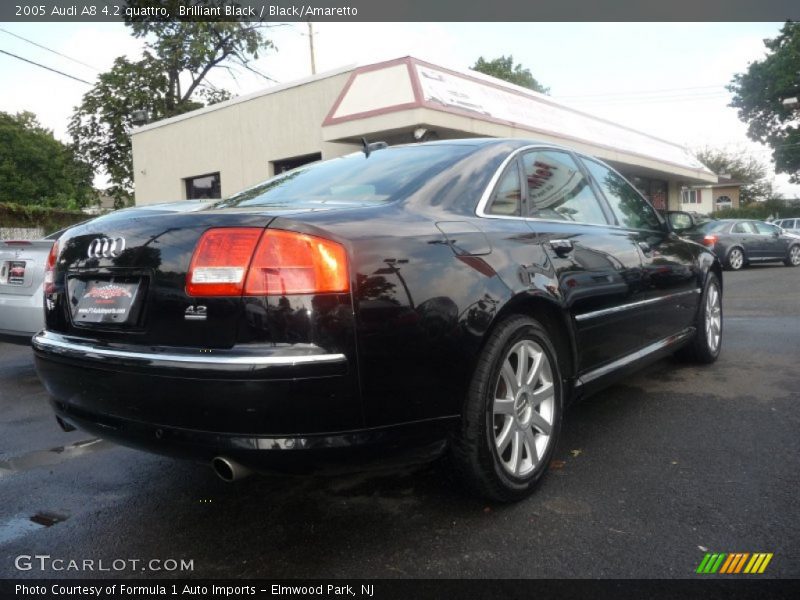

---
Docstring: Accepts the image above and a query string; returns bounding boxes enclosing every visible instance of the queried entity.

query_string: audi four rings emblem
[87,237,126,258]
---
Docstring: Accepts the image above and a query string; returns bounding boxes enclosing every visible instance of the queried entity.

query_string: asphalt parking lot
[1,265,798,579]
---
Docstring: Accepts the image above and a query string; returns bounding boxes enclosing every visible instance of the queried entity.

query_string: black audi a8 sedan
[33,139,723,501]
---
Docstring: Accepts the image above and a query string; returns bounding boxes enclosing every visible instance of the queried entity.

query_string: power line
[566,92,729,106]
[0,27,98,71]
[0,49,92,85]
[554,84,728,100]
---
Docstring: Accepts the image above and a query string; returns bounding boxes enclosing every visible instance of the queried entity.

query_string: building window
[715,195,732,210]
[271,153,322,175]
[681,189,699,204]
[185,172,221,199]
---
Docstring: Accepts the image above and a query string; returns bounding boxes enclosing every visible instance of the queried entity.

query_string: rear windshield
[214,145,475,209]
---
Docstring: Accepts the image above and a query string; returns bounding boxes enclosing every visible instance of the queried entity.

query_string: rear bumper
[33,330,359,435]
[32,329,347,374]
[33,330,453,472]
[0,290,43,337]
[50,405,451,474]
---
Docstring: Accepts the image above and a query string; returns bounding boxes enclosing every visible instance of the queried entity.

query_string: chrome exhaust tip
[211,457,252,482]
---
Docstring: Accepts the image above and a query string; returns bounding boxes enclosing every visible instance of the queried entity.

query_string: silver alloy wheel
[492,340,555,477]
[790,246,800,266]
[705,283,721,353]
[729,248,744,270]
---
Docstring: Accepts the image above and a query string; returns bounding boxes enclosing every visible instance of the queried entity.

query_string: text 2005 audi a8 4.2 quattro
[33,139,722,501]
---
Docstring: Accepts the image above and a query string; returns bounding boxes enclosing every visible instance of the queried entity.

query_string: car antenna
[361,137,388,158]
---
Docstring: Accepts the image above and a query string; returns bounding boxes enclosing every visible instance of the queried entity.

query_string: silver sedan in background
[0,232,60,340]
[0,200,215,341]
[774,217,800,235]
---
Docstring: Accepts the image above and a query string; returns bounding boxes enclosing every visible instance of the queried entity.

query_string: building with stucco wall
[681,181,742,215]
[131,56,719,207]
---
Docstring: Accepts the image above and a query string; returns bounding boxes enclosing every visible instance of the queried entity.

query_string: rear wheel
[784,244,800,267]
[451,315,563,502]
[676,273,722,364]
[726,247,744,271]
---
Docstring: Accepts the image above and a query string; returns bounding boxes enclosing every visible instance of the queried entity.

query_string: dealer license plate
[73,279,140,324]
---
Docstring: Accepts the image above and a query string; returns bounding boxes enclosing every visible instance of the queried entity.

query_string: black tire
[725,247,745,271]
[675,273,722,364]
[784,244,800,267]
[451,315,563,502]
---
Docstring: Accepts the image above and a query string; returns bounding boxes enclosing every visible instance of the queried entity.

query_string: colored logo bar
[696,553,773,574]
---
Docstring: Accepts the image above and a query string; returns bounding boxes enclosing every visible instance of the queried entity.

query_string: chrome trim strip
[33,333,346,367]
[575,328,695,386]
[574,288,701,322]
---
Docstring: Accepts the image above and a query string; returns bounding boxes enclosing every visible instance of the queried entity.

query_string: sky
[1,21,798,197]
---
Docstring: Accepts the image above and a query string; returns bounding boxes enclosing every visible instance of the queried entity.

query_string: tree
[694,147,774,205]
[728,22,800,183]
[70,4,277,205]
[471,55,549,94]
[0,111,94,209]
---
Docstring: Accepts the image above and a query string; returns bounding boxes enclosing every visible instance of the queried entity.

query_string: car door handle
[549,239,574,256]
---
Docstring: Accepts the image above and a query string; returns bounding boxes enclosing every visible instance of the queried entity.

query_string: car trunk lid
[50,210,276,348]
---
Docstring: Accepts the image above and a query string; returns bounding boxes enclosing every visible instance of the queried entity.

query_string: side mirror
[666,211,695,233]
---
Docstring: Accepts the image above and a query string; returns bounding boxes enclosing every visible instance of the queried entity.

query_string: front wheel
[784,244,800,267]
[451,315,563,502]
[676,273,722,364]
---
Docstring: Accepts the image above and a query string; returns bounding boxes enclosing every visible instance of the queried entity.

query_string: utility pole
[307,22,316,75]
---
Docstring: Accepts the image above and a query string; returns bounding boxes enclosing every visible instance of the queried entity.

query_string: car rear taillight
[187,228,349,297]
[244,229,349,295]
[44,240,59,294]
[186,228,262,296]
[703,235,718,247]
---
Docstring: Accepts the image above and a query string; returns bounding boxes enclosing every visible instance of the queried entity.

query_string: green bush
[0,202,88,235]
[714,198,800,220]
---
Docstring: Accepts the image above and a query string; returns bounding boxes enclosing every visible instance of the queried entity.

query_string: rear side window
[732,222,755,234]
[486,162,522,216]
[581,159,661,231]
[520,150,608,225]
[215,145,474,208]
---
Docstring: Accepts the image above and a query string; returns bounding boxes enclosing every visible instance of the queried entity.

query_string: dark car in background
[33,139,723,501]
[682,219,800,270]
